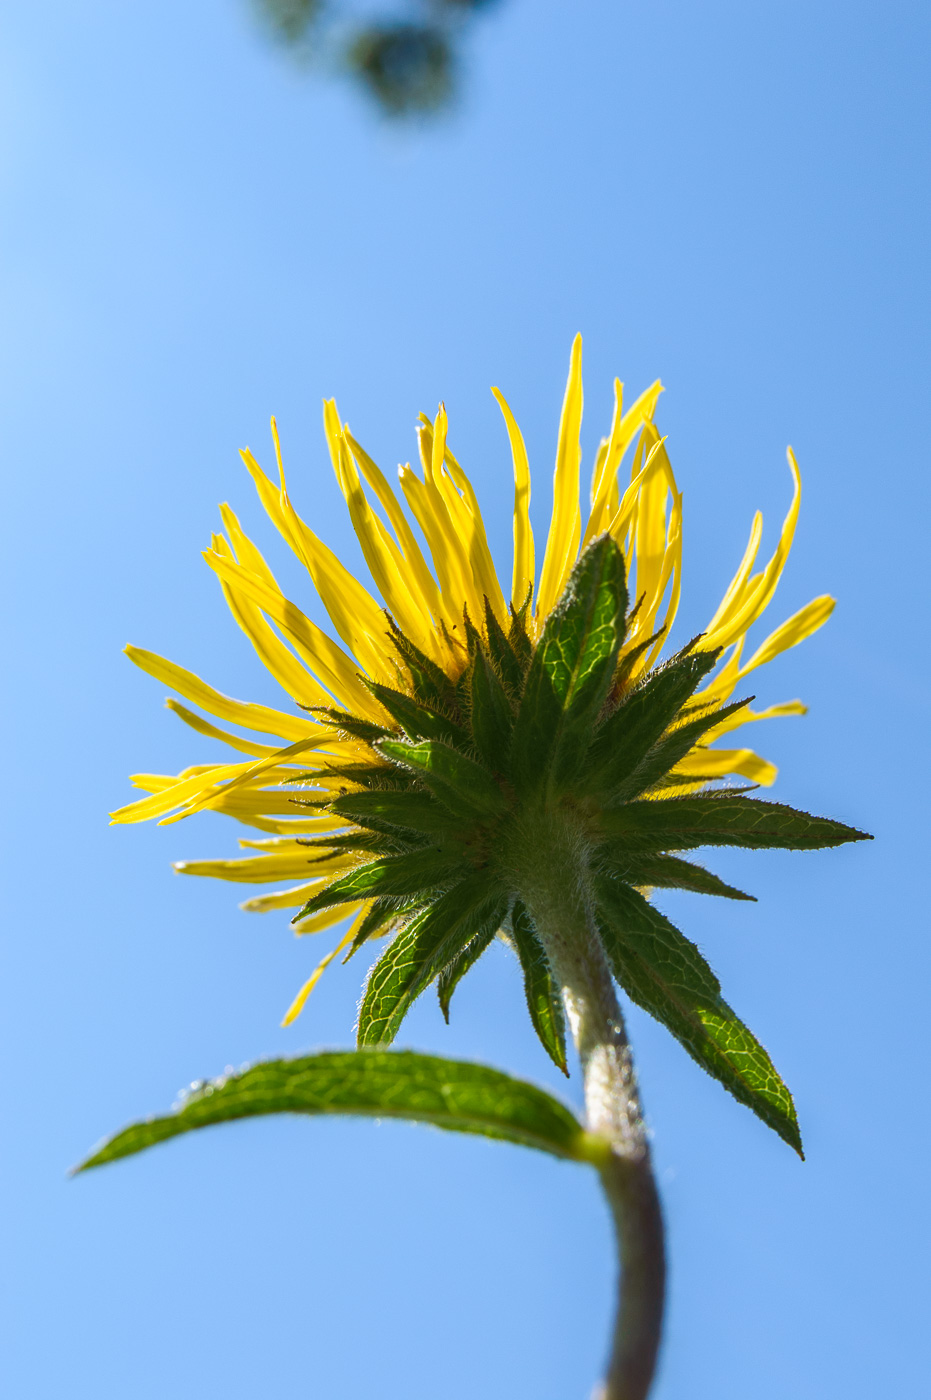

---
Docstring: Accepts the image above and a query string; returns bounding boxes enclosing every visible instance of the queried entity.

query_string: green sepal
[507,598,534,674]
[598,850,755,901]
[304,706,391,745]
[483,599,526,700]
[386,617,457,710]
[378,738,507,819]
[296,831,415,858]
[612,628,666,696]
[470,647,515,775]
[357,881,508,1046]
[579,645,721,797]
[594,878,803,1155]
[364,680,470,751]
[74,1050,600,1173]
[293,848,469,923]
[608,695,753,804]
[597,795,872,852]
[329,789,465,838]
[314,762,417,790]
[511,536,628,792]
[437,924,498,1021]
[343,897,418,961]
[510,901,569,1075]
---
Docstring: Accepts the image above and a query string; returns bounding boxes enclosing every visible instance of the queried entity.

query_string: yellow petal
[202,550,380,720]
[280,911,367,1027]
[342,427,444,626]
[125,646,315,742]
[672,746,779,786]
[491,386,535,612]
[165,700,284,758]
[703,450,803,651]
[537,334,583,618]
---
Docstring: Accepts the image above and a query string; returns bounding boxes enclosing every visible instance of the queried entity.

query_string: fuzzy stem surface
[514,811,666,1400]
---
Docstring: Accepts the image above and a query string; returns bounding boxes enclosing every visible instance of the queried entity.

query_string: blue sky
[1,2,928,1397]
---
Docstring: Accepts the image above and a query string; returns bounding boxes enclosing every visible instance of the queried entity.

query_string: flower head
[114,336,855,1107]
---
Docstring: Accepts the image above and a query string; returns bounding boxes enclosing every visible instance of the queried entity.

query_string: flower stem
[516,816,666,1400]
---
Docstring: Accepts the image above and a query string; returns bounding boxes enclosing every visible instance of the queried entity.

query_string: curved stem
[516,819,666,1400]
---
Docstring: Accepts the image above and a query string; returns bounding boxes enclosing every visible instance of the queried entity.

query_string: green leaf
[357,881,507,1046]
[580,645,720,797]
[598,850,755,901]
[594,878,803,1154]
[378,738,507,819]
[293,848,469,923]
[511,536,629,791]
[510,901,569,1075]
[437,924,498,1021]
[75,1050,603,1173]
[598,795,872,852]
[329,789,464,838]
[364,681,470,751]
[470,648,514,774]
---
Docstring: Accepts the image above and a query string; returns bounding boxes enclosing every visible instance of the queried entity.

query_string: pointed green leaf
[378,738,507,819]
[507,598,534,673]
[293,848,469,923]
[437,924,498,1021]
[357,880,507,1046]
[365,681,470,750]
[598,851,755,901]
[510,901,569,1075]
[470,648,514,774]
[594,878,802,1154]
[598,795,872,852]
[581,645,720,797]
[511,536,629,791]
[74,1050,602,1173]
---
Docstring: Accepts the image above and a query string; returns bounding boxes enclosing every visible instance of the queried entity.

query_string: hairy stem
[516,815,666,1400]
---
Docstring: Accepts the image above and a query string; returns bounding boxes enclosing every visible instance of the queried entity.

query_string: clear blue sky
[1,2,928,1396]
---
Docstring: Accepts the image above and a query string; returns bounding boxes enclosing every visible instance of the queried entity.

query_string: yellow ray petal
[281,909,368,1027]
[173,850,355,883]
[125,647,315,742]
[240,881,331,913]
[165,700,285,758]
[584,377,665,546]
[202,550,380,720]
[737,595,835,679]
[440,441,508,628]
[702,450,803,651]
[704,511,764,638]
[537,334,583,618]
[491,387,535,611]
[292,902,363,937]
[155,735,343,827]
[342,427,444,626]
[110,763,246,824]
[323,401,434,653]
[672,746,779,786]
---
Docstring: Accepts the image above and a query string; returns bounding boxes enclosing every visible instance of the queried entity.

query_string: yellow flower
[113,335,833,1024]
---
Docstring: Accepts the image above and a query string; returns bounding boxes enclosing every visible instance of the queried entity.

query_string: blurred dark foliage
[251,0,500,114]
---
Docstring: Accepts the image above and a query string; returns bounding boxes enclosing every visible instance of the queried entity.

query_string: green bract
[288,536,869,1156]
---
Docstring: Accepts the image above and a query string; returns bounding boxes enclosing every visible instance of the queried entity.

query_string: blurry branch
[251,0,501,115]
